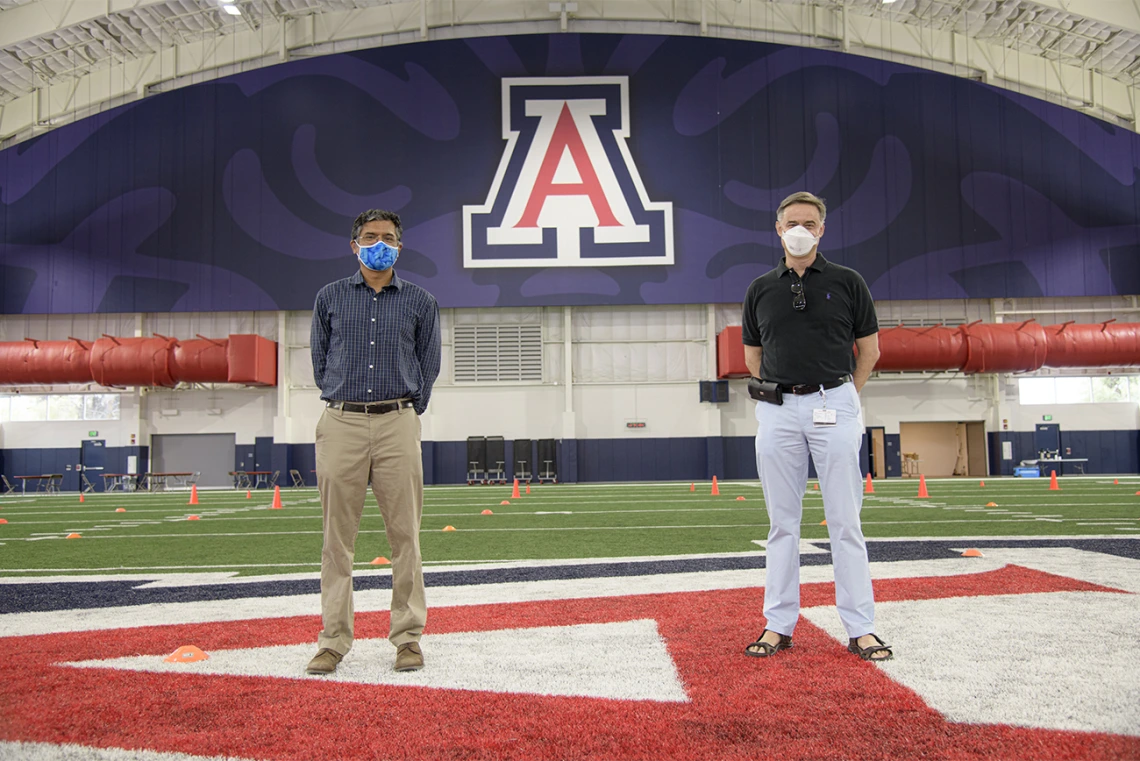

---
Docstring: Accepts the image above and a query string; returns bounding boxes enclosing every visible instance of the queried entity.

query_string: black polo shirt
[741,253,878,385]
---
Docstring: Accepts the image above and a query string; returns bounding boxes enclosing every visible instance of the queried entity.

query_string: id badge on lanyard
[813,387,837,426]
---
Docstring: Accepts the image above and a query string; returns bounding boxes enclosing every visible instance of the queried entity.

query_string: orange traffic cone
[820,519,827,526]
[500,500,510,505]
[864,473,874,494]
[115,508,126,513]
[979,480,985,487]
[711,476,720,496]
[370,557,391,565]
[512,479,521,499]
[961,548,984,558]
[481,509,493,515]
[164,645,208,663]
[0,518,8,524]
[736,496,745,501]
[79,493,85,503]
[525,483,530,495]
[270,485,283,509]
[917,474,930,498]
[188,485,199,505]
[246,490,252,499]
[65,532,80,538]
[813,483,820,490]
[187,515,200,521]
[690,483,695,492]
[442,525,456,532]
[1114,479,1119,485]
[1049,470,1060,490]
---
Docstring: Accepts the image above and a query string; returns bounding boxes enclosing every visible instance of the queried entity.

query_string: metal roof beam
[1026,0,1140,36]
[0,0,175,49]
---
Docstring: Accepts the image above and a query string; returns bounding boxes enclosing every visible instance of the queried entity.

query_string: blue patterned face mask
[356,239,400,271]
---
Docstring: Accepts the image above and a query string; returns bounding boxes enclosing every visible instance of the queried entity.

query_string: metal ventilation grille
[453,325,543,383]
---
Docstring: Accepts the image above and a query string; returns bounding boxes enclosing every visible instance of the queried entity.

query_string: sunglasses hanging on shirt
[790,278,806,311]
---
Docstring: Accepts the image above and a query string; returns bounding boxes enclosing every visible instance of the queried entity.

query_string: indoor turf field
[2,476,1137,577]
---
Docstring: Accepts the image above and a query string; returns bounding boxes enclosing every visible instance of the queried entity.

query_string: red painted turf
[0,565,1135,761]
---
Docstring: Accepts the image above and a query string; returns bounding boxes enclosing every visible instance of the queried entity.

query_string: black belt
[775,376,851,395]
[327,399,413,414]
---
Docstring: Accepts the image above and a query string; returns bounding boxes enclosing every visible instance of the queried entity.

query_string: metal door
[80,440,107,492]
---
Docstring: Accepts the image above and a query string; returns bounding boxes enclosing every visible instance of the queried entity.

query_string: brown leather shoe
[305,648,343,675]
[394,642,424,672]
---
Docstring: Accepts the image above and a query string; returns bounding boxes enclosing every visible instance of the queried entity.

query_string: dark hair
[776,192,827,223]
[351,209,403,242]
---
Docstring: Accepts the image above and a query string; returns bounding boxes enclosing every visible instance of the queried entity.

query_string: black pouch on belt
[747,377,783,406]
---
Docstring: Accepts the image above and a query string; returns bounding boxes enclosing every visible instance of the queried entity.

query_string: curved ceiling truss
[1,0,1139,148]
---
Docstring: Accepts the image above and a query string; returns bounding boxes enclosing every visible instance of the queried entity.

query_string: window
[85,394,120,420]
[9,395,48,421]
[47,395,84,420]
[1018,375,1139,406]
[0,394,121,422]
[1017,378,1055,405]
[1055,377,1092,404]
[1092,376,1129,403]
[453,325,543,383]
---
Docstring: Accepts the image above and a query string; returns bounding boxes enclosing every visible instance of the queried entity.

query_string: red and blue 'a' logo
[463,77,673,268]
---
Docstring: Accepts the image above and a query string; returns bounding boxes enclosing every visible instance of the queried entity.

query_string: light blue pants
[754,382,876,639]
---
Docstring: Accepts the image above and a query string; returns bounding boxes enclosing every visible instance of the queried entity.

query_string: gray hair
[351,209,403,242]
[776,192,827,223]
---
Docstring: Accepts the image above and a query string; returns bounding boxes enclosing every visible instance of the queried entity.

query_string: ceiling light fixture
[221,3,242,15]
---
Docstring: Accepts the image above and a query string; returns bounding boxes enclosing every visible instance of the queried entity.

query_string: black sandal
[848,634,893,661]
[744,629,793,657]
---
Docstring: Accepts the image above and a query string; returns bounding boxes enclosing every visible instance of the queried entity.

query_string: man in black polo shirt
[740,191,892,662]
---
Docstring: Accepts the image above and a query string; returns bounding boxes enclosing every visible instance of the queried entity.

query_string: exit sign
[626,421,646,429]
[88,430,99,437]
[1042,415,1052,421]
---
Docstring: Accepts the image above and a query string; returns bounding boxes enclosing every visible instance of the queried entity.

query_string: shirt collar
[349,269,403,290]
[777,252,829,277]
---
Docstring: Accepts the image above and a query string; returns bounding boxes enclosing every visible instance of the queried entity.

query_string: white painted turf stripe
[805,590,1140,737]
[64,619,689,703]
[0,743,248,761]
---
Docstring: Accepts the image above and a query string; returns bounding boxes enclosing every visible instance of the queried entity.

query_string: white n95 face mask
[782,226,818,257]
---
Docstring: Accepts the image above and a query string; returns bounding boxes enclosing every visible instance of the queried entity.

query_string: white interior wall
[863,377,993,434]
[1005,399,1140,432]
[2,298,1139,450]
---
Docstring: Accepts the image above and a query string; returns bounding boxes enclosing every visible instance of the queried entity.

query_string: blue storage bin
[1014,466,1041,477]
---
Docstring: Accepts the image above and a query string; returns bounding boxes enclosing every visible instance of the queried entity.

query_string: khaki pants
[315,402,426,653]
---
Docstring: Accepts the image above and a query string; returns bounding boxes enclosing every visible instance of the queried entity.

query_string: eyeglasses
[357,234,399,245]
[791,281,806,311]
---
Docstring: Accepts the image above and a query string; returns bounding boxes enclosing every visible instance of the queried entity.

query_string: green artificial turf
[0,476,1137,576]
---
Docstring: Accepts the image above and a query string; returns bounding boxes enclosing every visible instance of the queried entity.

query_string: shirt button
[367,390,372,394]
[369,365,373,369]
[370,341,374,345]
[372,318,376,322]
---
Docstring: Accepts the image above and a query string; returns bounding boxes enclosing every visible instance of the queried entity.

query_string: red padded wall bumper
[226,335,277,386]
[717,322,1140,378]
[0,334,277,387]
